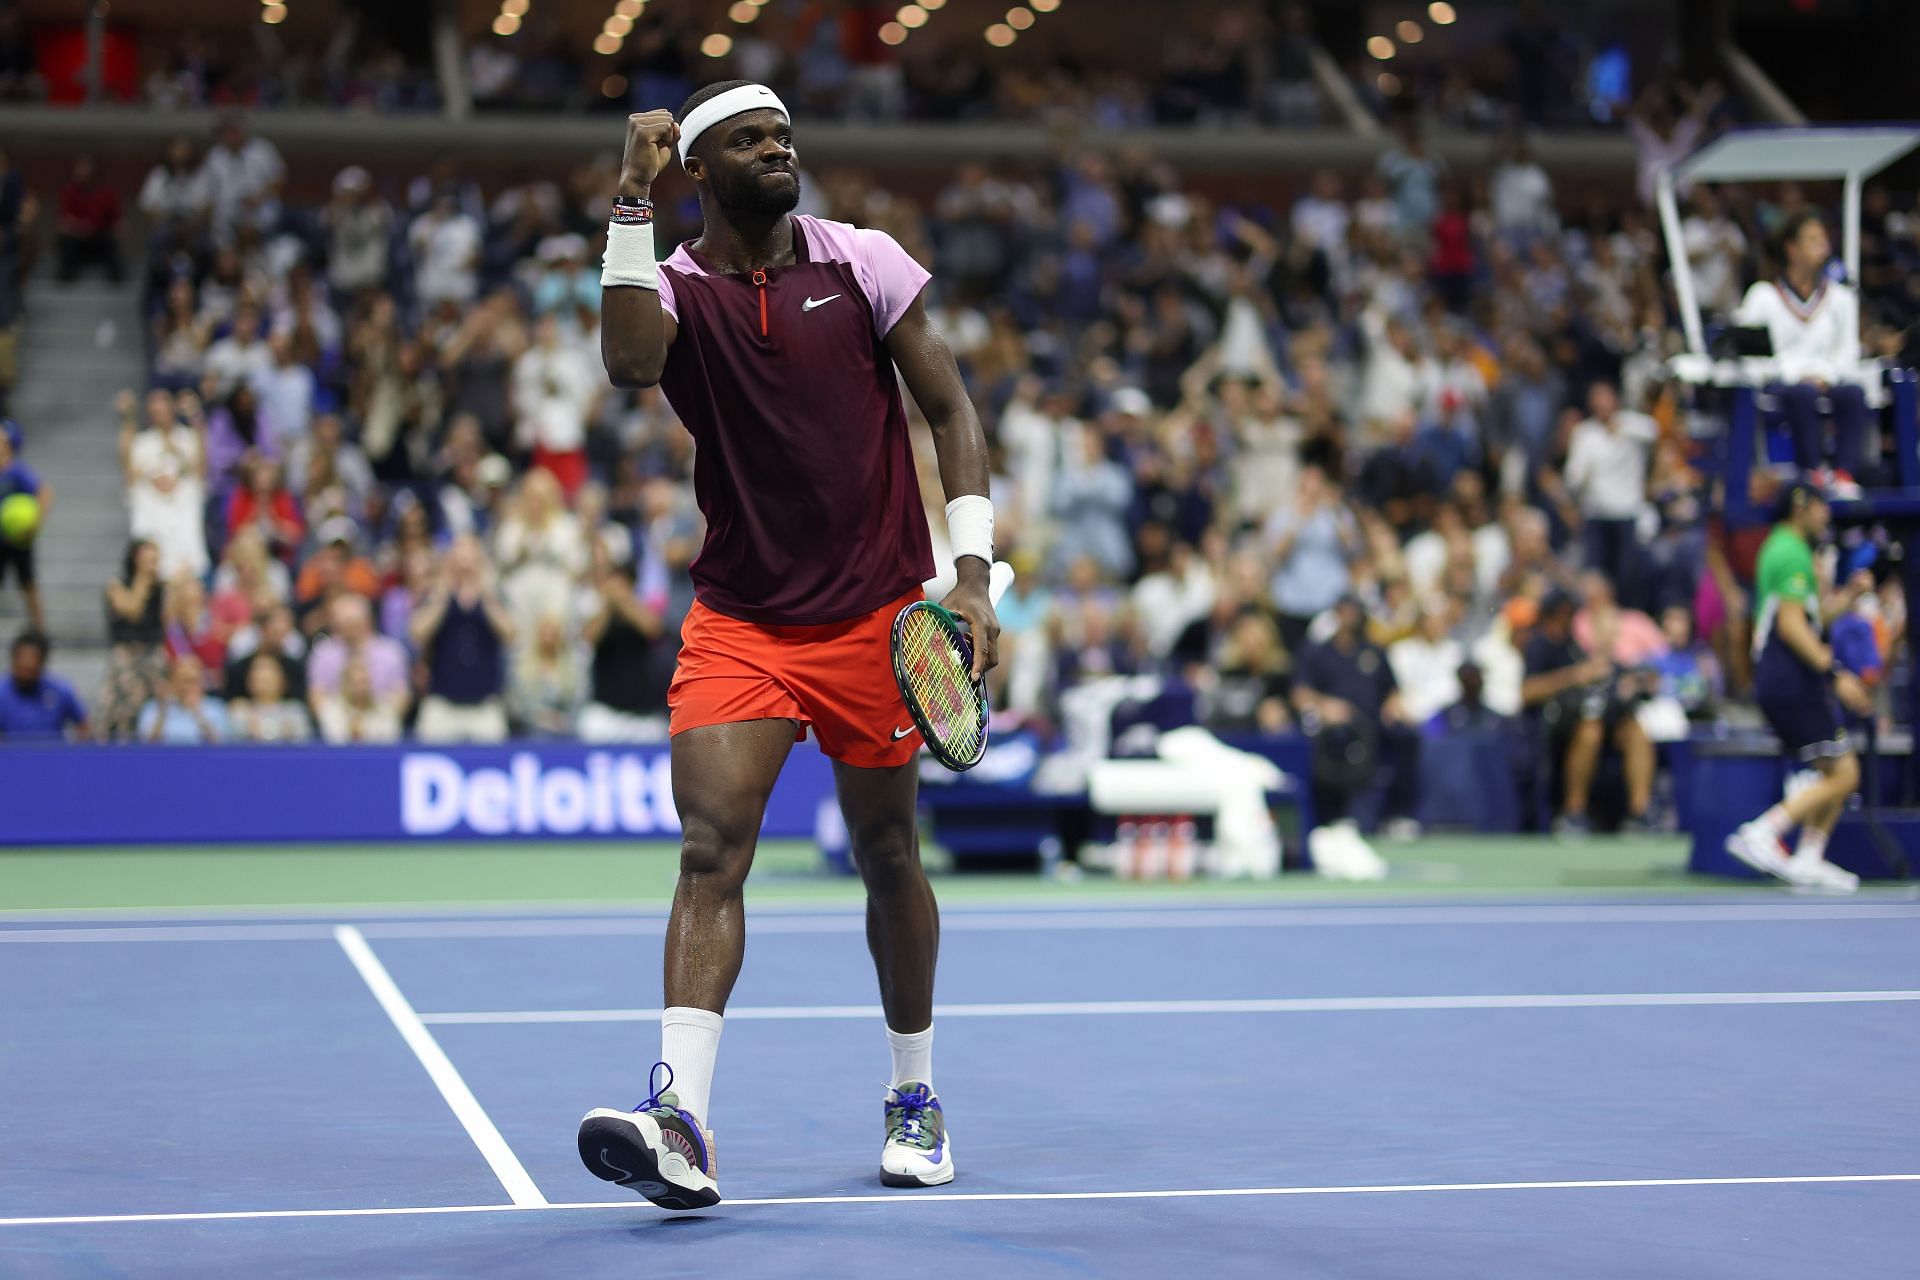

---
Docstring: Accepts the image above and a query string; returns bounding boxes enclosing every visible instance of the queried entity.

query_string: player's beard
[714,164,801,218]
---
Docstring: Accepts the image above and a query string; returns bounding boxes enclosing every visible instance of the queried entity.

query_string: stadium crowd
[1,88,1914,838]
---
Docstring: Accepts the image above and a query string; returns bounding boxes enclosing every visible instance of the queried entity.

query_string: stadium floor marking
[5,902,1920,944]
[334,927,547,1207]
[419,990,1920,1025]
[4,1174,1917,1229]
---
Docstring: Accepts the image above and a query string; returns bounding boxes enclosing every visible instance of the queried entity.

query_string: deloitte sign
[401,751,679,837]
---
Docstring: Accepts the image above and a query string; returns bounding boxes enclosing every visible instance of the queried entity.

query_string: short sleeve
[655,265,680,321]
[851,227,930,337]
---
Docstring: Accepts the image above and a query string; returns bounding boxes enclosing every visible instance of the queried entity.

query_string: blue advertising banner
[0,744,839,846]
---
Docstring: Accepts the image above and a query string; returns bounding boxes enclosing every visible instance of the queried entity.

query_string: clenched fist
[620,110,680,195]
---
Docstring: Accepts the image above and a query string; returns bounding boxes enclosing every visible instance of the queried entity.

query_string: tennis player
[1724,482,1872,892]
[576,82,999,1209]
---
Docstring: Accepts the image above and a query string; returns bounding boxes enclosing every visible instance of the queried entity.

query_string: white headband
[678,83,790,165]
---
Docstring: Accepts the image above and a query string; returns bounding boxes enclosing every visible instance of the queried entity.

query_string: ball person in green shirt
[1724,482,1875,892]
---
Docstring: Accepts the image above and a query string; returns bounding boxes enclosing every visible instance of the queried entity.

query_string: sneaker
[1786,854,1860,895]
[1553,814,1591,839]
[1619,813,1655,837]
[1381,817,1423,842]
[578,1063,719,1210]
[880,1082,954,1188]
[1724,821,1793,881]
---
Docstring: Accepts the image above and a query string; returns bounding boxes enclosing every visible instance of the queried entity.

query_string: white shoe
[1786,854,1860,895]
[1381,817,1423,842]
[880,1083,954,1187]
[1724,822,1793,881]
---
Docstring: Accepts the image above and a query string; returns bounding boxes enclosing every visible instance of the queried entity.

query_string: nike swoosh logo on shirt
[892,726,917,740]
[802,294,842,311]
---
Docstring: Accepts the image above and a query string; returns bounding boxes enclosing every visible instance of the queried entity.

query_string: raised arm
[601,111,681,389]
[886,294,1000,677]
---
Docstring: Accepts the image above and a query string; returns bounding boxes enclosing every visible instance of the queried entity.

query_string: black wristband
[610,196,654,226]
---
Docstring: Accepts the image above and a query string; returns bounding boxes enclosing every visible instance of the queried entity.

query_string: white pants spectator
[577,702,669,743]
[415,695,509,744]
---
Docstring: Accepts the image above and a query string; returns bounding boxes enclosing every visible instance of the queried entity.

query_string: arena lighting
[1377,72,1401,94]
[615,0,642,15]
[1031,0,1060,10]
[879,21,907,44]
[985,21,1016,46]
[1397,19,1422,42]
[601,74,628,97]
[502,0,528,15]
[701,32,734,57]
[729,0,760,22]
[897,4,928,28]
[922,0,947,9]
[604,13,632,37]
[261,2,286,23]
[1367,35,1395,59]
[1007,7,1035,31]
[492,11,520,35]
[1429,2,1457,24]
[592,31,621,54]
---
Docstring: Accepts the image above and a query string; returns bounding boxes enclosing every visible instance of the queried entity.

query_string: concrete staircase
[1,270,147,651]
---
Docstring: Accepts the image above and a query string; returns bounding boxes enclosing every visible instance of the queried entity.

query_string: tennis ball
[0,493,40,545]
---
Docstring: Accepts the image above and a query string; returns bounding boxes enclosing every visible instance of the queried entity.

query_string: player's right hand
[620,110,680,192]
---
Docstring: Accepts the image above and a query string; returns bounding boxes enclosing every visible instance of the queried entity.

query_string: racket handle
[988,559,1015,607]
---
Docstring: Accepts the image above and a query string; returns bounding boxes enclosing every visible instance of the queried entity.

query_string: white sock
[1756,805,1794,837]
[887,1023,935,1092]
[1794,827,1829,863]
[660,1006,723,1128]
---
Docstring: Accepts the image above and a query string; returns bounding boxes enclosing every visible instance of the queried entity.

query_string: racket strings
[898,612,985,761]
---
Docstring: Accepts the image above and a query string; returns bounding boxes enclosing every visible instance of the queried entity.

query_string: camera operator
[1521,589,1656,835]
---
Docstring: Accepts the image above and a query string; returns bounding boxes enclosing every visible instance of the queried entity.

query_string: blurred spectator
[224,455,305,564]
[1562,381,1655,601]
[0,631,87,741]
[160,571,230,676]
[1201,611,1291,735]
[1376,117,1444,239]
[307,594,409,728]
[1490,136,1556,244]
[512,314,599,497]
[1050,427,1135,581]
[55,155,123,284]
[1627,80,1722,206]
[509,613,585,738]
[119,388,210,579]
[323,167,392,297]
[1293,596,1421,839]
[0,147,22,415]
[138,137,212,244]
[286,413,374,517]
[315,658,403,744]
[1649,605,1718,719]
[152,278,210,390]
[1574,571,1667,667]
[1264,462,1357,650]
[252,332,315,450]
[0,419,48,633]
[1681,187,1747,316]
[1130,533,1214,661]
[98,540,166,741]
[138,654,230,744]
[224,602,307,703]
[1389,597,1465,725]
[578,562,668,742]
[496,468,586,626]
[228,653,313,743]
[1520,590,1655,834]
[202,114,285,245]
[411,534,516,743]
[204,302,273,398]
[409,187,483,309]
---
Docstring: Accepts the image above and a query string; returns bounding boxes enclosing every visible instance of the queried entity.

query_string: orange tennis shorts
[667,587,925,769]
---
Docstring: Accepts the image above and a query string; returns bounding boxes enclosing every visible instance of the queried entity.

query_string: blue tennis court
[4,895,1919,1278]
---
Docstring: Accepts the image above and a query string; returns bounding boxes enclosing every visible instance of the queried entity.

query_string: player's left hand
[1834,670,1873,716]
[941,569,1001,682]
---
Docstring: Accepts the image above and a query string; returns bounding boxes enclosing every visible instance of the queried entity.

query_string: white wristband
[601,221,659,291]
[946,494,994,566]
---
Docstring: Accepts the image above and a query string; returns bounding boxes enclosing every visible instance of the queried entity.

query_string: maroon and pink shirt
[655,214,935,626]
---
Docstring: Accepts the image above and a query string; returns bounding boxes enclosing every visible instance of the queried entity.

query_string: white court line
[3,1173,1917,1228]
[5,902,1920,944]
[333,926,546,1208]
[418,989,1920,1025]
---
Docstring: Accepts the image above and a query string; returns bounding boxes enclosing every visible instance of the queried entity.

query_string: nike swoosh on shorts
[892,726,916,740]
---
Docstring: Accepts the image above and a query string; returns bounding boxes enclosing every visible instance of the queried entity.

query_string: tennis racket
[892,560,1014,772]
